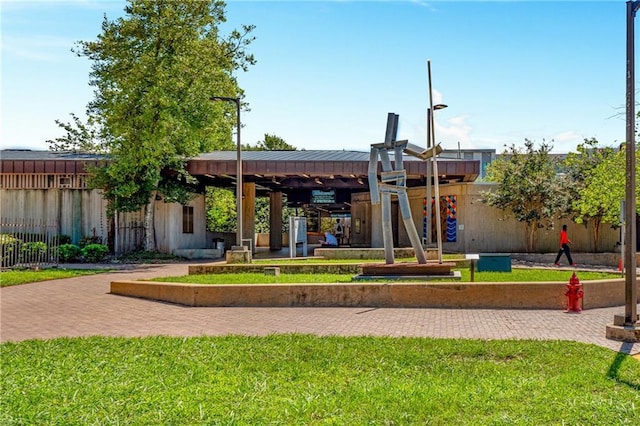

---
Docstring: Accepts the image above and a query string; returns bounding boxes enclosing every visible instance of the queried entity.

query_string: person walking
[554,224,576,266]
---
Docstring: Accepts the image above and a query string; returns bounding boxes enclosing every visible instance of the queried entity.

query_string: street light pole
[211,96,242,247]
[425,103,448,248]
[427,60,447,263]
[624,1,639,326]
[607,1,640,341]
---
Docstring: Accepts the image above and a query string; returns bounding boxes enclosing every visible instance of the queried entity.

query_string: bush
[1,234,22,267]
[79,236,103,248]
[20,241,48,263]
[56,234,72,245]
[58,244,82,263]
[82,244,109,263]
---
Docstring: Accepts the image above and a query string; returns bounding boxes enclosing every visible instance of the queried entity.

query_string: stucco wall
[1,188,209,254]
[1,188,109,244]
[351,183,620,254]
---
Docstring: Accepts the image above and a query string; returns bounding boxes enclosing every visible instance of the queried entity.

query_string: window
[182,206,194,234]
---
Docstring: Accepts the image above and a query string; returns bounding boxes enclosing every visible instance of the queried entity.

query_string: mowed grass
[1,335,638,425]
[0,269,106,287]
[152,268,619,284]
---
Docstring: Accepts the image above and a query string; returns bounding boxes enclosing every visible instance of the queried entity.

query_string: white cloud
[436,115,473,148]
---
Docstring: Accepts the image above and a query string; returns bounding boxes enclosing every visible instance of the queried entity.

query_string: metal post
[427,60,443,263]
[235,98,243,248]
[426,108,432,247]
[624,1,639,325]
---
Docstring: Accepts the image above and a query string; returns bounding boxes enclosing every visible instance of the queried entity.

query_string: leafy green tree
[571,147,640,251]
[49,0,255,251]
[483,139,564,252]
[206,187,236,232]
[207,134,296,234]
[562,138,617,251]
[244,133,296,151]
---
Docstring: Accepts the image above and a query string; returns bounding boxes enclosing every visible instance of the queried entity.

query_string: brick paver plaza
[1,262,639,356]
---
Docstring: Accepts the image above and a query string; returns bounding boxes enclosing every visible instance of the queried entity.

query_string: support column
[269,191,283,250]
[242,182,255,253]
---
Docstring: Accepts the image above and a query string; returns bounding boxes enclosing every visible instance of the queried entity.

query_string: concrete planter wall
[111,277,638,310]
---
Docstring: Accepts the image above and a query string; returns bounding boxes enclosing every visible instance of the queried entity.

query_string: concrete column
[242,182,255,252]
[269,191,283,250]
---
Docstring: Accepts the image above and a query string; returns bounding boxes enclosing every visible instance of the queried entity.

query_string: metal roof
[1,149,480,194]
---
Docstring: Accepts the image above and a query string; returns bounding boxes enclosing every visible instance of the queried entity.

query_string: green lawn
[1,335,638,424]
[0,269,107,287]
[153,268,619,284]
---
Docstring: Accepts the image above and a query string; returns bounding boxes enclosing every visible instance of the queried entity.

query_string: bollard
[565,272,583,313]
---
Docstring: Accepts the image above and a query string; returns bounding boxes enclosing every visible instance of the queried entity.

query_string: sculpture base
[605,314,640,343]
[360,262,455,277]
[225,246,252,264]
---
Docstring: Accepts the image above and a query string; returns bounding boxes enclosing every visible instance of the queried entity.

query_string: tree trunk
[591,218,601,253]
[143,194,156,252]
[525,221,537,252]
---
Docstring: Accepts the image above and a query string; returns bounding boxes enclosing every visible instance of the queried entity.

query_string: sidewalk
[1,262,638,356]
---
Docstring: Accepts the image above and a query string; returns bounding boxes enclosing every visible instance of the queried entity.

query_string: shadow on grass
[606,341,640,390]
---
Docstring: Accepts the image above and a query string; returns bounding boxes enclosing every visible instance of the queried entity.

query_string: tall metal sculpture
[368,113,442,265]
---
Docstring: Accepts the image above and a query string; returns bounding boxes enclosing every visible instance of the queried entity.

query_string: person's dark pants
[554,244,573,265]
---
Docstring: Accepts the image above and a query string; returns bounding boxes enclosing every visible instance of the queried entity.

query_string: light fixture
[315,177,322,185]
[357,178,364,185]
[272,177,281,185]
[302,173,310,178]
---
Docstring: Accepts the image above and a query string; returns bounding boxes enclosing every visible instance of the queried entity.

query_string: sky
[1,0,634,154]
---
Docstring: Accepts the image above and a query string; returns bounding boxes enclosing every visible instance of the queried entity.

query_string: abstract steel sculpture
[368,113,442,265]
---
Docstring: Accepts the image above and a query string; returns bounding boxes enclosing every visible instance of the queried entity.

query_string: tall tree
[570,146,640,251]
[51,0,255,251]
[482,139,564,252]
[562,138,617,251]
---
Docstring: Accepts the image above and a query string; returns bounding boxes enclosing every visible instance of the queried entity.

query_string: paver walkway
[1,262,639,356]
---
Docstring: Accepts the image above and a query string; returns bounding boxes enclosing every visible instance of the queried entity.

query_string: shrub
[1,234,22,267]
[79,236,102,248]
[20,241,48,263]
[82,244,109,263]
[56,234,72,245]
[58,244,82,263]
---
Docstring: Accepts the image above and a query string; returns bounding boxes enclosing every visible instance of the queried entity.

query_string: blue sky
[1,0,633,154]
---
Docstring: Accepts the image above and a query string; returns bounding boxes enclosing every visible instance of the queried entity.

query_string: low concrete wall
[110,277,638,310]
[173,248,223,260]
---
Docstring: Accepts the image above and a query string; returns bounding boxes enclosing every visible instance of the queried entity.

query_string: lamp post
[425,103,448,248]
[211,96,242,247]
[426,59,446,263]
[606,1,639,342]
[623,1,639,326]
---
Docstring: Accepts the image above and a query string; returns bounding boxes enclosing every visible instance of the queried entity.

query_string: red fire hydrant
[565,272,583,313]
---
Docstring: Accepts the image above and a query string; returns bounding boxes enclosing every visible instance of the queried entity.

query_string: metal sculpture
[368,113,442,265]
